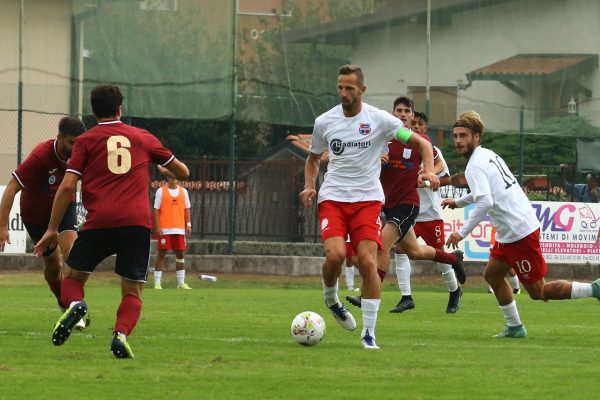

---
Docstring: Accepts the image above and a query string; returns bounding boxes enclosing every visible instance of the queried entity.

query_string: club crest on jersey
[48,175,56,185]
[358,122,371,135]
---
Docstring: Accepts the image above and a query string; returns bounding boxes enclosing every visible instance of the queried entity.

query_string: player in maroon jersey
[0,117,86,322]
[34,84,189,358]
[346,96,465,310]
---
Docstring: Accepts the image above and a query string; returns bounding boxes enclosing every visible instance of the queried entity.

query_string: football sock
[437,262,458,292]
[508,274,520,290]
[570,281,593,298]
[154,271,162,286]
[323,281,340,307]
[361,298,380,339]
[114,294,142,336]
[395,253,411,295]
[60,277,84,307]
[48,278,62,305]
[345,266,355,290]
[499,300,522,327]
[433,249,457,265]
[176,270,185,285]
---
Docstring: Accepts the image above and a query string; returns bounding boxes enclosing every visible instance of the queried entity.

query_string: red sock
[114,294,142,336]
[433,249,458,266]
[377,269,387,282]
[48,279,63,306]
[60,278,84,307]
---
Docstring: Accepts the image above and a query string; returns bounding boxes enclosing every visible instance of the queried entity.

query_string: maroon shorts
[318,200,382,250]
[157,234,186,251]
[414,220,445,248]
[489,229,547,284]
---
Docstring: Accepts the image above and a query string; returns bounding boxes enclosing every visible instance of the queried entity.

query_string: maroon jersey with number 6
[12,140,69,224]
[67,120,173,230]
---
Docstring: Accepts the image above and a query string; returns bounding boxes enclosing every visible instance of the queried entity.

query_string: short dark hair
[58,117,86,137]
[414,111,428,124]
[91,84,124,119]
[338,64,364,86]
[393,96,414,111]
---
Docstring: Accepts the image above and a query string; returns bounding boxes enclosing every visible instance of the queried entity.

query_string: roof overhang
[466,54,599,83]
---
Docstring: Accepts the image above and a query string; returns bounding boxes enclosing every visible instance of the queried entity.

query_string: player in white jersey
[393,111,462,314]
[443,111,600,338]
[299,64,439,349]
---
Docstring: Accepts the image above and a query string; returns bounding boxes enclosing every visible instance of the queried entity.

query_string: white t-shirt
[416,146,449,222]
[310,103,405,203]
[464,146,539,243]
[153,186,191,235]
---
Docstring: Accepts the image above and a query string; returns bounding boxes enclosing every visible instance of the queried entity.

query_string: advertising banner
[442,201,600,264]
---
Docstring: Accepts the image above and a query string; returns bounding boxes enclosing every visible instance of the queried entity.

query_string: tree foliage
[440,115,600,171]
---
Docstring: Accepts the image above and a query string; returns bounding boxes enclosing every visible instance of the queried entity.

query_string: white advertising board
[442,201,600,264]
[0,186,27,254]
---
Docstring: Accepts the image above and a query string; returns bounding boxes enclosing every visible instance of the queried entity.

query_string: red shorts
[489,229,547,284]
[414,220,445,248]
[318,200,382,250]
[157,234,187,251]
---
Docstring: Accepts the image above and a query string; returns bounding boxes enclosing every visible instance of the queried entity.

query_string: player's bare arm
[299,152,321,208]
[441,198,458,209]
[163,158,189,180]
[446,232,464,249]
[185,207,192,236]
[406,133,440,190]
[33,172,79,256]
[0,178,22,252]
[380,152,389,165]
[152,208,162,236]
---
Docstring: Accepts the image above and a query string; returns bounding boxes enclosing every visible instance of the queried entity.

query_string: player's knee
[325,248,345,265]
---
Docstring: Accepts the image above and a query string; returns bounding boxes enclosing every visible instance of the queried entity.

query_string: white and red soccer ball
[291,311,326,346]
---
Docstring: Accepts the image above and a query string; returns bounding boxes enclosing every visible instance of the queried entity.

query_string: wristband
[186,222,192,227]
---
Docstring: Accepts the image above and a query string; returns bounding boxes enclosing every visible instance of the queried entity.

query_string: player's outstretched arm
[299,152,321,209]
[406,133,439,190]
[0,178,22,252]
[164,158,190,180]
[33,172,79,256]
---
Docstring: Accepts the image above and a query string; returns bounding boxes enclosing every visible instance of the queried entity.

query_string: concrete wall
[0,0,73,184]
[3,240,600,280]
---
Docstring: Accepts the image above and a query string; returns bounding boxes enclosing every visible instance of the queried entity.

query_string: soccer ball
[290,311,325,346]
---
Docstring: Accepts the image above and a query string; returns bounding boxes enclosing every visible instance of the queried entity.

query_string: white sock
[323,281,340,307]
[360,298,380,339]
[345,266,355,290]
[571,282,593,299]
[499,300,522,327]
[508,274,520,290]
[436,262,458,292]
[154,271,162,285]
[395,253,411,295]
[176,270,185,285]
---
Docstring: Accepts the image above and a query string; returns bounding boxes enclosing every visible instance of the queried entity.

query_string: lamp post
[568,97,577,115]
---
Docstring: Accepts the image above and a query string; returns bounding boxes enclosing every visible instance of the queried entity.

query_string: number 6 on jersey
[107,135,132,174]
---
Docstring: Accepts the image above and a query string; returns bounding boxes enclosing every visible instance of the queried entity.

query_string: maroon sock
[60,278,84,307]
[433,249,458,266]
[114,294,142,336]
[377,269,387,282]
[48,279,63,306]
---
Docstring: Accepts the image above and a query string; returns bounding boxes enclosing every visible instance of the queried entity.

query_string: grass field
[1,271,600,400]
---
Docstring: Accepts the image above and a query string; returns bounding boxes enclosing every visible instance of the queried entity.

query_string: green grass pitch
[1,272,599,399]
